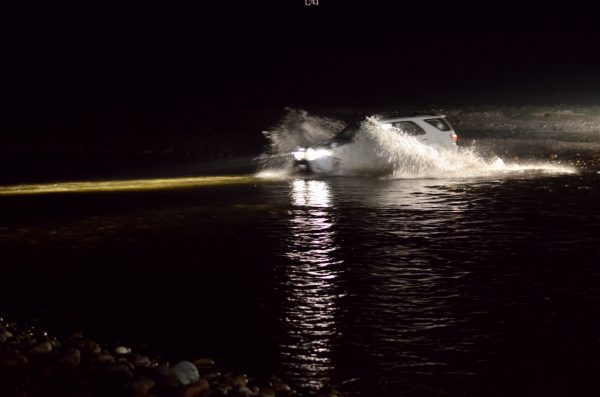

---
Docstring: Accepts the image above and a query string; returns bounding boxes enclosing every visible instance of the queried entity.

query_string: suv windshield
[424,118,451,131]
[335,121,361,142]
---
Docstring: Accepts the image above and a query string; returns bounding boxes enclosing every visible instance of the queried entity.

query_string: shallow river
[1,162,600,396]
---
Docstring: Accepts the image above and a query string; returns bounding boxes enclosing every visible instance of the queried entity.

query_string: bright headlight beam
[293,151,306,161]
[305,148,332,161]
[0,175,260,196]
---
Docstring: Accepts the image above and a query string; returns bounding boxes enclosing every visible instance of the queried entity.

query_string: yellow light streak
[0,175,260,196]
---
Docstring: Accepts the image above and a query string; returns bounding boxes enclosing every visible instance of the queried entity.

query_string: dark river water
[1,155,600,396]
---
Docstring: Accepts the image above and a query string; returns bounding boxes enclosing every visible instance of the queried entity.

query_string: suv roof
[378,112,446,121]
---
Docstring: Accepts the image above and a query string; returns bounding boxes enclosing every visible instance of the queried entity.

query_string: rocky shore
[0,317,338,397]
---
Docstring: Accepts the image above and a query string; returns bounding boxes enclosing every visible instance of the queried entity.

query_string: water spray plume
[258,110,576,179]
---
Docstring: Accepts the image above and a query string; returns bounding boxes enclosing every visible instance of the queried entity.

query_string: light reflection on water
[3,171,600,397]
[277,178,476,392]
[280,179,342,388]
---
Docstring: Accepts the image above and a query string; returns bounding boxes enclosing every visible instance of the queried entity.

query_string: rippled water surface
[2,168,600,396]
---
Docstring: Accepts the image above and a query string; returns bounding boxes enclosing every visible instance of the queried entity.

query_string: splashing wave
[258,110,576,179]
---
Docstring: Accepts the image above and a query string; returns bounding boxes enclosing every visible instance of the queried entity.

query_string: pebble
[0,350,28,368]
[0,328,14,340]
[205,371,222,379]
[273,382,291,393]
[22,338,37,350]
[193,357,215,368]
[215,384,234,395]
[170,360,200,386]
[96,353,115,364]
[183,379,210,397]
[0,317,299,397]
[114,345,132,355]
[117,357,135,371]
[84,340,101,354]
[151,363,172,378]
[133,354,151,367]
[125,378,155,394]
[29,341,53,355]
[68,336,87,350]
[231,373,249,388]
[105,362,134,381]
[237,385,256,396]
[259,387,276,397]
[56,348,81,366]
[149,364,182,391]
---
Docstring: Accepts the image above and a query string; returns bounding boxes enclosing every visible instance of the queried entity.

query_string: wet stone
[82,340,101,354]
[171,360,200,386]
[125,378,155,395]
[152,374,182,393]
[117,356,134,365]
[114,345,132,355]
[259,387,276,397]
[183,379,210,397]
[22,338,37,350]
[150,363,172,379]
[133,354,152,367]
[237,385,255,396]
[68,336,87,350]
[215,384,233,395]
[231,373,249,388]
[149,364,181,391]
[0,328,14,341]
[0,317,296,397]
[0,350,28,368]
[193,357,215,368]
[56,348,81,367]
[96,353,115,364]
[273,382,291,393]
[205,371,221,380]
[29,341,53,355]
[105,362,134,381]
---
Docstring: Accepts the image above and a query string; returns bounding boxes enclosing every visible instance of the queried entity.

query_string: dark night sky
[2,2,600,135]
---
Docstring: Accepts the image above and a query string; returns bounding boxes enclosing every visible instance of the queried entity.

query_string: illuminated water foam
[340,118,577,178]
[258,110,577,179]
[0,175,259,195]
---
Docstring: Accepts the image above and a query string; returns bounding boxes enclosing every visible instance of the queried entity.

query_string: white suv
[292,113,459,174]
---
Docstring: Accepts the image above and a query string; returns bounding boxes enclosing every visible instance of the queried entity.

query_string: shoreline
[0,316,338,397]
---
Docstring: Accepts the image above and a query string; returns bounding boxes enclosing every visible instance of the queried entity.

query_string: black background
[1,1,600,176]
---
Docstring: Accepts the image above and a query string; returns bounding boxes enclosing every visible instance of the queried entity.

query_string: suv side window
[392,121,426,136]
[424,118,451,131]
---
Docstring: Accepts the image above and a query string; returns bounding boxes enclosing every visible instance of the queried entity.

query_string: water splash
[257,108,344,170]
[341,117,576,178]
[258,110,576,179]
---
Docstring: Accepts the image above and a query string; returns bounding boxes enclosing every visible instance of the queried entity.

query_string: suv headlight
[293,149,306,161]
[306,147,332,161]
